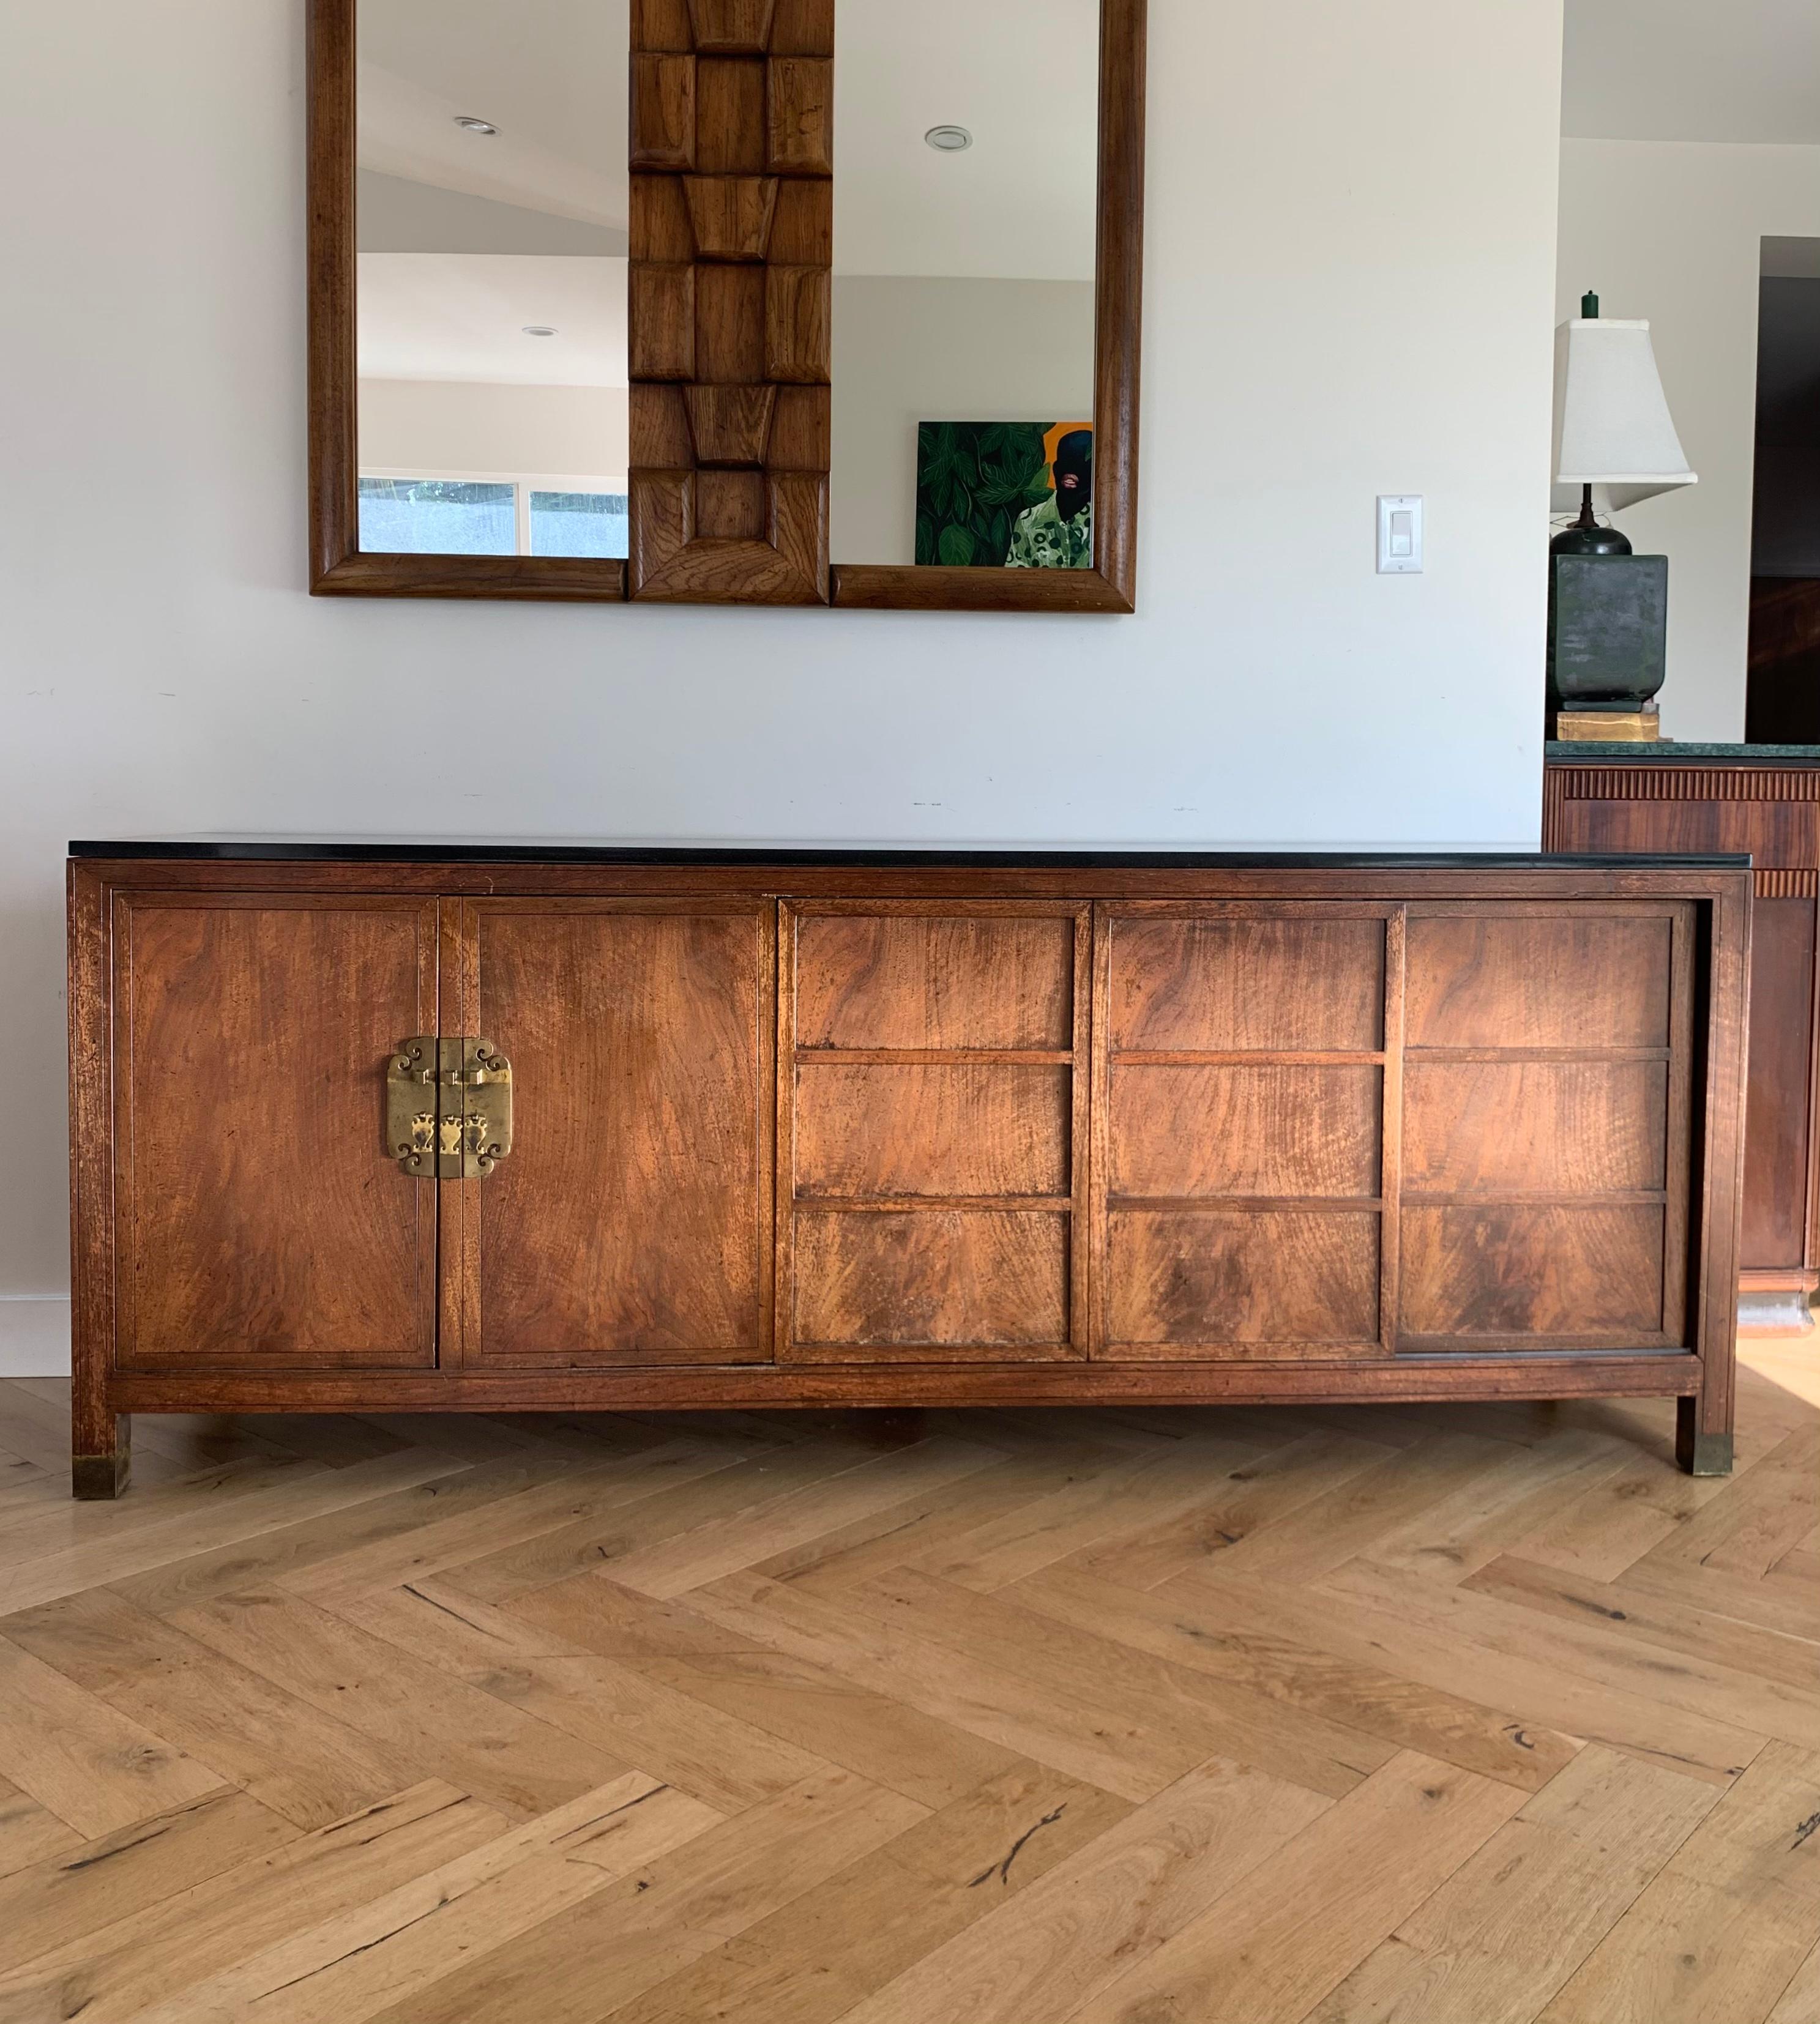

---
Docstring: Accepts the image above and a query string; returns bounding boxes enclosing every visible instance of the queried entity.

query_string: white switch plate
[1377,494,1423,574]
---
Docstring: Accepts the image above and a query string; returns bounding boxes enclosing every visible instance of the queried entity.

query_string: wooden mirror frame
[307,0,1144,612]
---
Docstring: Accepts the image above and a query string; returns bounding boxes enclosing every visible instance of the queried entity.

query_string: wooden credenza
[67,845,1748,1495]
[1545,745,1820,1333]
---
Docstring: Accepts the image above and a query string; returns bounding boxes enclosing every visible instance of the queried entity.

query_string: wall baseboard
[0,1299,72,1377]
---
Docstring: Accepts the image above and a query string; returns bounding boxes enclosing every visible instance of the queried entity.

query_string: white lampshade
[1551,317,1697,515]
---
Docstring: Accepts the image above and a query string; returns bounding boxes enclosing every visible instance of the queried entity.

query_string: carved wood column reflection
[628,0,833,604]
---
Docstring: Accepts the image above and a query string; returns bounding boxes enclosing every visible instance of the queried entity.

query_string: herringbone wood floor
[1,1348,1818,2023]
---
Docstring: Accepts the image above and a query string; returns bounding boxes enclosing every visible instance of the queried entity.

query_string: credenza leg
[1676,1393,1733,1478]
[72,1413,131,1500]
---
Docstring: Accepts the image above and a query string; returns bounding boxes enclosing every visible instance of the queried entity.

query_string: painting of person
[1008,428,1093,569]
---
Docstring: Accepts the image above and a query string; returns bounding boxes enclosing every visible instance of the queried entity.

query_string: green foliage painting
[916,422,1072,568]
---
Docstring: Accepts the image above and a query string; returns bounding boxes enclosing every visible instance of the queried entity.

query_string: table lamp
[1548,292,1698,741]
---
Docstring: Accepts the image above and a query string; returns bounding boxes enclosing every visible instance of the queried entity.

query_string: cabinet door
[449,899,774,1366]
[1096,905,1391,1358]
[1398,903,1691,1350]
[779,902,1091,1360]
[113,893,438,1371]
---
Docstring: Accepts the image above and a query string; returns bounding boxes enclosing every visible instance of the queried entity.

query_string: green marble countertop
[1546,743,1820,760]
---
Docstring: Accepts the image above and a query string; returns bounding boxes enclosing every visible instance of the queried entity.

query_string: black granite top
[68,838,1753,871]
[1546,742,1820,761]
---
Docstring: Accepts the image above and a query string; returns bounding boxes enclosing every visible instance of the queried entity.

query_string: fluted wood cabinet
[1545,746,1820,1332]
[69,846,1748,1496]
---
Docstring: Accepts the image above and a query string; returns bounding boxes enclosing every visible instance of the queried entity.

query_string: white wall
[0,0,1565,1374]
[360,378,628,480]
[831,278,1095,564]
[1557,140,1820,739]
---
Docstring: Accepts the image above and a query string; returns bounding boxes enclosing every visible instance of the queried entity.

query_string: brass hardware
[386,1037,513,1178]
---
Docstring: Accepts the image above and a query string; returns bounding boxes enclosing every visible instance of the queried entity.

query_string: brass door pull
[386,1038,513,1178]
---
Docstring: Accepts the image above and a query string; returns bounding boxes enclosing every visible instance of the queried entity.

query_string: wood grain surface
[7,1334,1816,2020]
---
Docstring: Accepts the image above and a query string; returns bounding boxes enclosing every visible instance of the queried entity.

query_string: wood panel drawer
[1401,1204,1667,1342]
[793,1210,1069,1355]
[1405,915,1673,1051]
[795,912,1074,1049]
[1106,1210,1380,1353]
[793,1062,1071,1199]
[1110,1064,1381,1199]
[1403,1060,1668,1195]
[1108,917,1384,1052]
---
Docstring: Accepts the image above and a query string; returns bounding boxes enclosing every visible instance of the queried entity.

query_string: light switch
[1377,494,1423,575]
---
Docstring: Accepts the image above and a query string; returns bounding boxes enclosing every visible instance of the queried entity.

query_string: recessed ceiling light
[924,125,973,152]
[522,325,558,337]
[453,115,498,135]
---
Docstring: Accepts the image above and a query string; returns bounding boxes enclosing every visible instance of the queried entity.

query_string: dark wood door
[112,893,438,1370]
[447,899,774,1367]
[777,902,1091,1360]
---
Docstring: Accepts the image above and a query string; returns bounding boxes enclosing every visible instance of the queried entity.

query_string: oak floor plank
[503,1573,1025,1808]
[842,1566,1396,1799]
[566,1435,1004,1602]
[1146,1430,1516,1589]
[692,1568,1196,1803]
[122,1774,722,2024]
[1065,1751,1524,2024]
[1169,1563,1761,1787]
[1636,1423,1820,1582]
[960,1429,1391,1595]
[0,1785,294,1974]
[911,1432,1286,1594]
[745,1439,1126,1596]
[358,1768,927,2024]
[1323,1557,1820,1757]
[0,1771,81,1883]
[277,1440,745,1605]
[600,1761,1128,2024]
[107,1450,611,1616]
[1,1587,441,1830]
[1305,1743,1718,2023]
[0,1448,468,1615]
[0,1781,503,2024]
[1012,1560,1579,1790]
[168,1587,636,1821]
[0,1371,1812,2022]
[832,1757,1332,2024]
[1538,1737,1820,2023]
[0,1629,223,1837]
[1468,1554,1820,1698]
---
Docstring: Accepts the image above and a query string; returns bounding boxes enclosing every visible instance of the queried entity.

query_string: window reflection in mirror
[354,1,629,558]
[830,1,1100,571]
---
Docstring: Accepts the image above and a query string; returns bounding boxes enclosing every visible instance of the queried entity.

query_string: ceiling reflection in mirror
[830,1,1100,570]
[355,0,630,559]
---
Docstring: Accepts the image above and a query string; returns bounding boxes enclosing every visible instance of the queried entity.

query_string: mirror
[830,2,1100,574]
[354,0,630,561]
[309,0,1143,607]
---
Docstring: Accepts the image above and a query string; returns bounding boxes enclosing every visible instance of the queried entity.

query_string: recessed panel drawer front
[1111,1064,1381,1199]
[794,1210,1069,1352]
[1108,1211,1381,1352]
[1403,1059,1669,1196]
[794,1062,1071,1199]
[796,912,1074,1050]
[1099,907,1392,1359]
[1401,1205,1668,1339]
[782,903,1089,1361]
[1404,914,1672,1051]
[1399,904,1691,1351]
[1111,916,1384,1052]
[114,895,439,1371]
